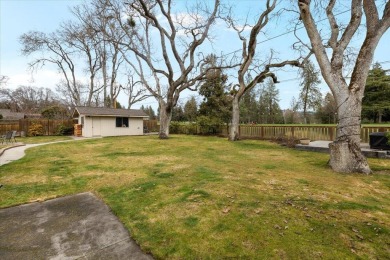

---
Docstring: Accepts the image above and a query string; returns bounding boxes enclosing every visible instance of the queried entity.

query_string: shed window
[116,117,129,127]
[80,116,84,125]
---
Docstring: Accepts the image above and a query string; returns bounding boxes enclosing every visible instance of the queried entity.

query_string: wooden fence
[220,125,390,143]
[0,121,19,134]
[143,120,159,132]
[0,119,76,136]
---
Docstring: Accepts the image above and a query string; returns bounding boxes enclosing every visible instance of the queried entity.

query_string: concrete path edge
[0,143,26,157]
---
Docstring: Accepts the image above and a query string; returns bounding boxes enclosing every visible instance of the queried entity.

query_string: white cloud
[5,68,61,90]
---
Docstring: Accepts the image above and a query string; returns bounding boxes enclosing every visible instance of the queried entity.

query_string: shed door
[92,117,101,136]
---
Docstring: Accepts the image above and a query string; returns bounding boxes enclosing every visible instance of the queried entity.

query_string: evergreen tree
[315,92,337,124]
[41,105,69,120]
[362,63,390,123]
[115,101,123,109]
[240,88,259,123]
[148,106,156,120]
[172,104,185,121]
[198,67,231,125]
[141,105,156,120]
[298,60,322,124]
[239,74,259,123]
[259,79,283,124]
[184,96,198,122]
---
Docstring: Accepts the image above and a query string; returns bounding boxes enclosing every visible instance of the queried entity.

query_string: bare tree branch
[223,0,303,140]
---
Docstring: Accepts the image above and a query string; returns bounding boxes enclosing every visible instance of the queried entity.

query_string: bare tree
[123,74,151,109]
[0,86,59,113]
[0,75,9,86]
[0,88,19,111]
[71,1,125,108]
[225,0,303,141]
[106,40,124,108]
[298,0,390,174]
[20,31,83,106]
[20,1,127,109]
[102,0,221,138]
[61,20,102,106]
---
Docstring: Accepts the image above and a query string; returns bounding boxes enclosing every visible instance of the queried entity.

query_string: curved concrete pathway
[0,143,39,166]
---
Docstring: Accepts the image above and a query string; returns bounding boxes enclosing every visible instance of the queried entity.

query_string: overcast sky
[1,0,389,110]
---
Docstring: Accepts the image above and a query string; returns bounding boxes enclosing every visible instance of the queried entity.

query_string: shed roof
[73,107,149,118]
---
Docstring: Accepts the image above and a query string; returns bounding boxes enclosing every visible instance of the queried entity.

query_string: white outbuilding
[73,107,149,137]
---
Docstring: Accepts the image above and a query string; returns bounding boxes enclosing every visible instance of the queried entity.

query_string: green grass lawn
[0,135,389,259]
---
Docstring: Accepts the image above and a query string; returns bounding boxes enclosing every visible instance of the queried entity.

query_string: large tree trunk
[229,96,240,141]
[329,91,371,174]
[159,103,172,139]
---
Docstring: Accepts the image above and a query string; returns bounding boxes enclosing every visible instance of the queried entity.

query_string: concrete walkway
[0,143,38,166]
[0,192,153,259]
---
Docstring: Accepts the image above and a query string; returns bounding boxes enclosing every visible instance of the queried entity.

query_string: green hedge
[169,122,226,135]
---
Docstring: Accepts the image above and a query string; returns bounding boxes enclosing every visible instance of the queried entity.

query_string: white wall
[79,115,144,137]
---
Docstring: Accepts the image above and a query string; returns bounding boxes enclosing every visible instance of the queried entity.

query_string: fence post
[329,127,334,141]
[25,119,29,136]
[19,119,22,135]
[291,126,295,139]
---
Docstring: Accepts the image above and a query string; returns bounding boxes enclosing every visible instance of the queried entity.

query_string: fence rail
[220,125,390,143]
[0,121,19,134]
[0,119,76,136]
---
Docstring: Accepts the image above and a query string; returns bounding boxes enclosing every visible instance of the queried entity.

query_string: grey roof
[73,107,149,118]
[0,109,25,120]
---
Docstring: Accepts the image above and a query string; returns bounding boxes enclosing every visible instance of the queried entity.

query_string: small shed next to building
[72,107,149,137]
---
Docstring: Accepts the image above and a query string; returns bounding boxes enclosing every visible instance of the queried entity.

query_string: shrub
[170,121,181,134]
[196,116,225,135]
[170,121,224,135]
[28,123,44,136]
[271,135,300,148]
[386,132,390,145]
[41,105,69,119]
[56,124,74,136]
[187,123,198,135]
